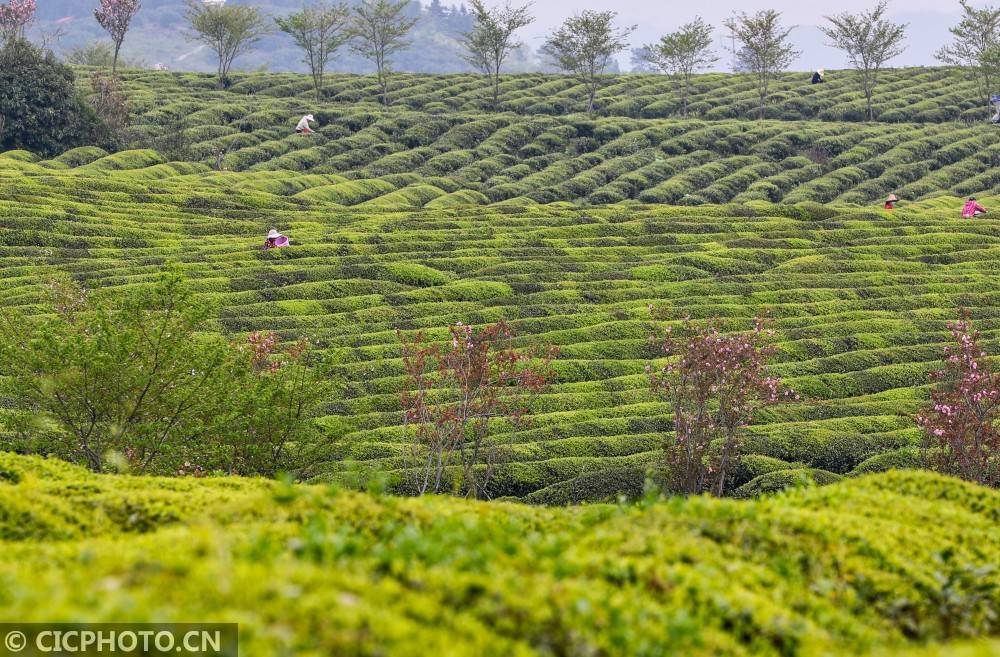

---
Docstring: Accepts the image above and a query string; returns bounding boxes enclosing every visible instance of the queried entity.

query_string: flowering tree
[400,321,558,499]
[917,311,1000,487]
[94,0,141,74]
[649,313,797,496]
[228,331,333,478]
[0,0,35,43]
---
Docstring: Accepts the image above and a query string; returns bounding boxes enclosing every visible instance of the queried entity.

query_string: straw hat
[817,68,825,75]
[267,229,283,239]
[886,194,899,202]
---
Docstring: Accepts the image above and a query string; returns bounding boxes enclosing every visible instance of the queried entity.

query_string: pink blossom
[0,0,34,40]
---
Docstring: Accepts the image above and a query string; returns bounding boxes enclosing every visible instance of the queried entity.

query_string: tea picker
[295,114,316,134]
[991,95,1000,124]
[263,229,290,250]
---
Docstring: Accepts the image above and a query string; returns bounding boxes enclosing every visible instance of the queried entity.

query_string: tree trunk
[112,42,121,75]
[683,75,690,118]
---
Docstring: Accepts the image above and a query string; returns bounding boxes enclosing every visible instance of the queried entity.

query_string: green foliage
[183,0,272,86]
[0,273,334,477]
[0,459,997,656]
[275,1,351,101]
[0,39,102,157]
[734,467,843,498]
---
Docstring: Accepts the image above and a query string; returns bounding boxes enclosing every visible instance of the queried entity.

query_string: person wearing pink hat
[263,229,289,250]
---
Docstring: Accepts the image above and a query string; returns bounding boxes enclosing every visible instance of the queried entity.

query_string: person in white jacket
[295,114,316,134]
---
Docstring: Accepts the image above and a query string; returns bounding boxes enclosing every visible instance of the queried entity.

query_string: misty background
[32,0,962,74]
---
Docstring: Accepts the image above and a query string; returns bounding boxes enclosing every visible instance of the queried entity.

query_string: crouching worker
[811,68,825,84]
[295,114,316,134]
[263,229,289,250]
[962,197,988,218]
[884,193,899,210]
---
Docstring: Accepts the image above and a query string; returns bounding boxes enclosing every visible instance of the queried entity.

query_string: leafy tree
[276,1,350,101]
[724,10,800,120]
[822,1,907,121]
[649,314,796,496]
[94,0,141,74]
[399,321,557,499]
[917,311,1000,488]
[461,0,534,108]
[0,273,333,477]
[348,0,418,106]
[183,0,271,87]
[640,17,717,117]
[541,10,635,114]
[937,0,1000,115]
[0,39,101,156]
[0,0,34,44]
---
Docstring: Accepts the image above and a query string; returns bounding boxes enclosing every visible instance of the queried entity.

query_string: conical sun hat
[267,229,282,239]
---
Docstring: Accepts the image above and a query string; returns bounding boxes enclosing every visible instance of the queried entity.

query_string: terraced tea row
[1,453,998,656]
[10,114,1000,207]
[2,158,998,499]
[109,66,994,123]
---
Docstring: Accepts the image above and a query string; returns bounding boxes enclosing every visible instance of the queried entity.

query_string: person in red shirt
[962,197,987,218]
[884,193,899,210]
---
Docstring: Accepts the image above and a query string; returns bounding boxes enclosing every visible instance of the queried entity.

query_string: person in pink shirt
[962,197,987,218]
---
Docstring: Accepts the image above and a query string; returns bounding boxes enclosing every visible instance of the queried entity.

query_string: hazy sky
[501,0,963,69]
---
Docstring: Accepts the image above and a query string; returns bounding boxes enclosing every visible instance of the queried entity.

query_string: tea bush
[0,455,997,656]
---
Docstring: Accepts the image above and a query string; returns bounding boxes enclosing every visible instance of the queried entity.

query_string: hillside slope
[1,453,998,656]
[3,154,1000,498]
[61,68,1000,205]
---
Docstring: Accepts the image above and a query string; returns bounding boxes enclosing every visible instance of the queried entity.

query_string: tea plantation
[3,66,1000,654]
[69,69,1000,206]
[3,146,1000,501]
[0,453,998,656]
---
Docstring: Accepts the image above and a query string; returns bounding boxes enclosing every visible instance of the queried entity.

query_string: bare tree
[94,0,141,74]
[462,0,534,108]
[36,23,67,51]
[276,1,350,101]
[822,1,907,121]
[348,0,418,106]
[724,10,800,120]
[937,0,1000,116]
[640,17,717,117]
[541,10,635,114]
[184,0,271,87]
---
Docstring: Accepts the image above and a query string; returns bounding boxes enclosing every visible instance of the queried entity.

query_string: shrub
[0,39,102,156]
[734,467,843,498]
[0,272,333,478]
[851,447,925,476]
[522,464,647,504]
